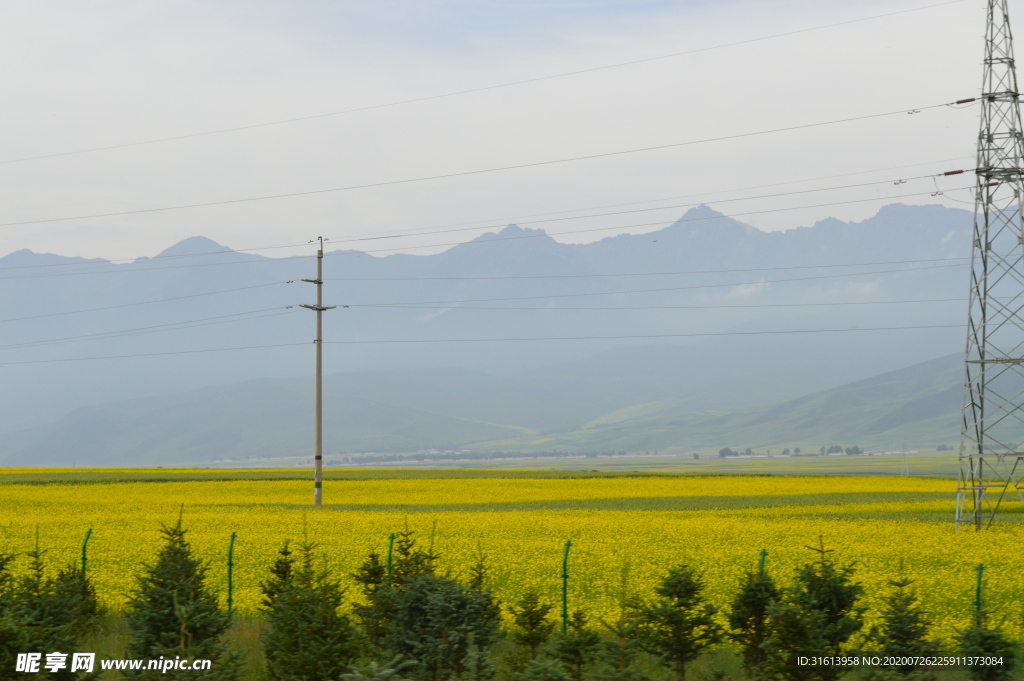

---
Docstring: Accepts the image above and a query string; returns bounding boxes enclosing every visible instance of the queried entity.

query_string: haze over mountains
[0,202,974,463]
[0,352,971,466]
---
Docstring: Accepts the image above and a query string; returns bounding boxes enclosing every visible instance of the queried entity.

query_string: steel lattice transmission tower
[957,0,1024,529]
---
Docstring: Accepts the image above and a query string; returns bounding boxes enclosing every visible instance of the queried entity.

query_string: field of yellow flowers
[1,470,1020,638]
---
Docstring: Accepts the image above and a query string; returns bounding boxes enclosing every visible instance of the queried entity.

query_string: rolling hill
[0,352,980,465]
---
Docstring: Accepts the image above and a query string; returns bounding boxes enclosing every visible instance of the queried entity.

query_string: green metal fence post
[227,532,237,612]
[561,540,572,633]
[80,529,93,574]
[974,563,985,621]
[758,549,768,576]
[386,533,396,576]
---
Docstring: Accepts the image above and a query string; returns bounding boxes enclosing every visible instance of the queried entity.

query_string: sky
[0,0,992,261]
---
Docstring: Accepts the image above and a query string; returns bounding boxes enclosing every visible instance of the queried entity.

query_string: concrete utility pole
[301,237,336,506]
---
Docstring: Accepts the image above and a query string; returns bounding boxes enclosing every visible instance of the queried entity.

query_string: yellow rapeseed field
[1,473,1020,638]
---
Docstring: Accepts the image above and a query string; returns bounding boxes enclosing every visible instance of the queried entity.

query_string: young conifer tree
[0,554,18,680]
[553,610,603,681]
[0,548,30,675]
[596,563,644,680]
[390,573,501,681]
[727,557,778,675]
[760,540,864,681]
[457,632,496,681]
[871,574,941,677]
[352,529,436,656]
[955,611,1016,681]
[261,540,362,681]
[2,539,102,681]
[509,592,557,661]
[633,565,723,681]
[124,517,239,681]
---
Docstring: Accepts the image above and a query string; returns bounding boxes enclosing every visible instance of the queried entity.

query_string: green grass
[0,450,961,484]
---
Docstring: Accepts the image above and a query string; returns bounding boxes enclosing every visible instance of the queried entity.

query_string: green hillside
[467,353,967,453]
[0,353,991,466]
[0,378,530,466]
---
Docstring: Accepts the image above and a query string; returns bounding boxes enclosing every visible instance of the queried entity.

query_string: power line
[4,296,968,352]
[0,179,971,283]
[323,186,975,259]
[325,155,974,244]
[0,186,969,282]
[0,254,308,280]
[0,343,307,367]
[322,324,965,345]
[348,264,966,307]
[0,99,967,229]
[0,281,291,324]
[0,158,972,275]
[324,172,952,246]
[356,297,966,311]
[0,240,311,273]
[0,308,296,352]
[0,0,969,167]
[327,257,968,282]
[0,156,966,274]
[0,323,966,367]
[0,259,967,327]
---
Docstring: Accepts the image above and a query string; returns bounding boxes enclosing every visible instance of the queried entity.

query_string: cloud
[727,281,769,298]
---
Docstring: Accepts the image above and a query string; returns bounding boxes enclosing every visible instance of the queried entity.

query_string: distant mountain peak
[0,248,105,266]
[156,236,229,257]
[654,204,754,239]
[680,204,726,220]
[472,224,550,242]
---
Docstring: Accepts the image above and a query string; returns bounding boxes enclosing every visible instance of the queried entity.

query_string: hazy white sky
[0,0,992,261]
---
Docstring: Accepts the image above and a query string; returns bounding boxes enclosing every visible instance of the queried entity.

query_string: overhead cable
[0,155,961,274]
[0,281,291,324]
[325,185,975,258]
[0,259,967,326]
[325,172,953,246]
[0,99,970,229]
[0,185,975,283]
[0,343,307,366]
[327,155,974,244]
[327,257,968,282]
[348,263,966,307]
[0,323,966,366]
[357,298,966,311]
[0,308,297,352]
[0,0,970,167]
[323,324,965,345]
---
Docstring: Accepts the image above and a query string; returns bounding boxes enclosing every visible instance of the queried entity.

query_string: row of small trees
[326,451,637,466]
[718,447,866,458]
[0,525,1018,681]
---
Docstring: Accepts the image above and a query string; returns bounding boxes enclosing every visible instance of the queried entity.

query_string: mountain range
[0,201,976,463]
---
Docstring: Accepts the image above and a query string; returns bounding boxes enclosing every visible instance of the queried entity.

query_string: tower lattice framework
[957,0,1024,529]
